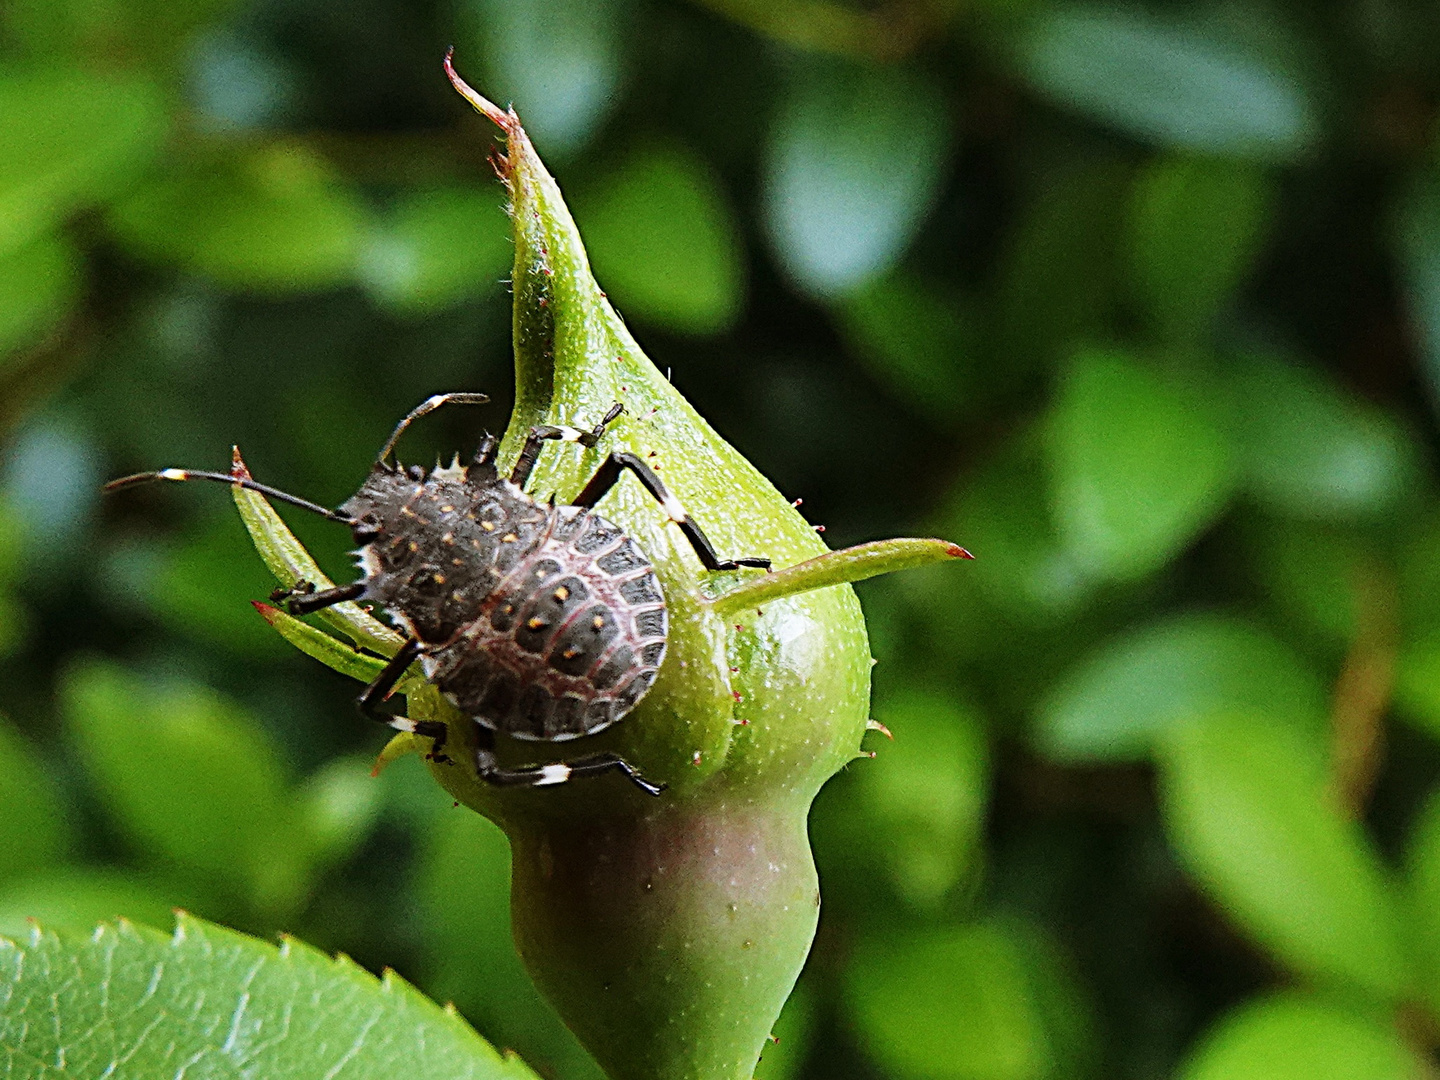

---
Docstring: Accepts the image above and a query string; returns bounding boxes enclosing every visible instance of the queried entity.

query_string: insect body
[106,394,770,796]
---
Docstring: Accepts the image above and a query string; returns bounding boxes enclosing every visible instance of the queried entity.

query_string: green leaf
[360,186,512,314]
[0,499,28,655]
[7,0,242,64]
[1158,712,1408,999]
[1036,613,1327,763]
[1396,633,1440,740]
[458,0,629,156]
[0,497,21,588]
[1017,6,1320,160]
[0,718,70,888]
[1399,511,1440,642]
[0,914,539,1080]
[0,67,167,258]
[752,979,815,1080]
[575,140,744,335]
[1405,787,1440,1013]
[61,657,311,915]
[1129,155,1274,342]
[0,591,28,659]
[948,428,1100,623]
[418,811,605,1080]
[835,271,979,424]
[295,754,385,870]
[1223,353,1421,519]
[1177,992,1423,1080]
[1048,349,1235,580]
[853,692,990,907]
[0,868,176,940]
[763,56,952,297]
[1392,164,1440,415]
[813,690,991,911]
[845,919,1090,1080]
[107,145,367,293]
[996,159,1129,375]
[1245,519,1364,648]
[150,513,295,656]
[0,232,81,358]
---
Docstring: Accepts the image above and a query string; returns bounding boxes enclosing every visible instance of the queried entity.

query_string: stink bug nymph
[106,394,771,796]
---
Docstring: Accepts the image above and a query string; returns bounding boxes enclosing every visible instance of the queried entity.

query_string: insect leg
[284,580,366,615]
[572,452,771,572]
[509,402,624,488]
[473,727,665,796]
[356,638,451,761]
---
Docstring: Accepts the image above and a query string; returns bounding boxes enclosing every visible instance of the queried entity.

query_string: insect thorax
[341,463,668,742]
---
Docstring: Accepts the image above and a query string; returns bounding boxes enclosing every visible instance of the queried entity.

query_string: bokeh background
[4,0,1440,1077]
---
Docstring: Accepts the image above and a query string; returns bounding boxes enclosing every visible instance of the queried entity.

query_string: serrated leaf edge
[3,911,529,1075]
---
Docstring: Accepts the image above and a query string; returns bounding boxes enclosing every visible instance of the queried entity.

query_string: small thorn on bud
[947,544,976,559]
[735,624,745,632]
[769,1034,781,1046]
[734,717,750,725]
[252,600,279,624]
[866,718,894,739]
[813,525,825,533]
[791,497,803,507]
[453,801,460,808]
[732,690,743,702]
[730,666,739,673]
[864,750,878,759]
[691,751,702,766]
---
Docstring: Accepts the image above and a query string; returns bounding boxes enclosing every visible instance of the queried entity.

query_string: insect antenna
[103,469,354,524]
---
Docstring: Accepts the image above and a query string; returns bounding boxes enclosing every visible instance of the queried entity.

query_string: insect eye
[406,465,426,481]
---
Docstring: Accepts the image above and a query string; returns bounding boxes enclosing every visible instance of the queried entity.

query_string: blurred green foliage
[2,0,1440,1078]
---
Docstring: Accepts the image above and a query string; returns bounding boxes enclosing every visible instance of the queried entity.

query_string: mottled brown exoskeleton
[105,394,770,795]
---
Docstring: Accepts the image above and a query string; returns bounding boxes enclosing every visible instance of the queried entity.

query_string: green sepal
[710,536,972,617]
[230,448,404,657]
[251,600,422,693]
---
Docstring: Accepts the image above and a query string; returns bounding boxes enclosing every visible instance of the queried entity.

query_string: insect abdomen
[424,506,668,741]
